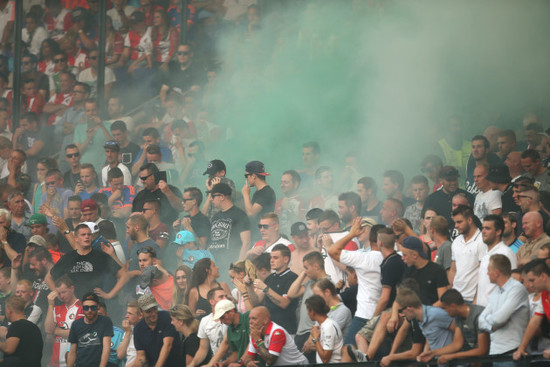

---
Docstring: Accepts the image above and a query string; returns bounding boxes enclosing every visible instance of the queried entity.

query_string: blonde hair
[170,304,199,333]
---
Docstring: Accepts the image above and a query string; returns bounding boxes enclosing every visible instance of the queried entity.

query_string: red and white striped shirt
[50,300,84,367]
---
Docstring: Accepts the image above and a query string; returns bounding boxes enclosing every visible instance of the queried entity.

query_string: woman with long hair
[151,8,178,71]
[172,264,192,307]
[187,258,232,318]
[38,39,61,75]
[170,304,212,366]
[229,260,257,313]
[420,208,438,256]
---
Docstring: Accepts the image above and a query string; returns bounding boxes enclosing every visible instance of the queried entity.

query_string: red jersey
[24,93,45,115]
[124,27,152,61]
[46,92,73,125]
[152,27,179,63]
[50,300,84,367]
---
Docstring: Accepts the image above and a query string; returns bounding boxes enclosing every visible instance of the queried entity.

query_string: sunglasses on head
[83,305,98,311]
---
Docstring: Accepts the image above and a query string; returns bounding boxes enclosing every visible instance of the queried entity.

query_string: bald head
[505,151,524,177]
[251,306,270,319]
[484,126,502,152]
[523,211,543,239]
[249,306,271,333]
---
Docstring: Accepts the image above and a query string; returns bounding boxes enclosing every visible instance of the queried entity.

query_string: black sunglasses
[140,173,153,181]
[177,51,191,56]
[66,152,80,158]
[54,58,67,63]
[83,305,98,311]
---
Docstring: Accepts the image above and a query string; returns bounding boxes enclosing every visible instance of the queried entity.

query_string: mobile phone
[155,171,167,183]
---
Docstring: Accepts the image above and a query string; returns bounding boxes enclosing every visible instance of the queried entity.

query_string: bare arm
[190,338,211,367]
[154,336,174,367]
[67,343,78,367]
[449,261,456,286]
[372,286,391,317]
[100,336,111,367]
[207,332,229,366]
[238,230,251,261]
[287,271,308,299]
[513,314,543,358]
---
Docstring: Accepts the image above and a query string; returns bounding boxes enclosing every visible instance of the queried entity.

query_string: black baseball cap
[203,159,226,176]
[291,222,308,236]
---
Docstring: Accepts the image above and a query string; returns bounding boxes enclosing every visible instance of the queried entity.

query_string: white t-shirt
[451,229,487,302]
[476,242,517,307]
[106,5,136,31]
[22,26,48,56]
[264,236,293,253]
[123,328,137,365]
[339,250,383,319]
[197,313,227,354]
[317,317,343,363]
[473,189,502,220]
[247,321,308,366]
[101,163,132,187]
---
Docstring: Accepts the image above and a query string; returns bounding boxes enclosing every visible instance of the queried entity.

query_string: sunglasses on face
[177,51,191,56]
[83,305,98,311]
[66,152,80,158]
[258,224,272,229]
[88,56,98,60]
[140,173,153,181]
[54,58,67,63]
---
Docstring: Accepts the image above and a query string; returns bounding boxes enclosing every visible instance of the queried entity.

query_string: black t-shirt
[162,61,207,93]
[250,185,276,240]
[208,205,250,268]
[182,332,210,367]
[380,252,407,308]
[410,319,426,345]
[339,284,357,316]
[5,318,43,367]
[7,230,27,254]
[190,211,211,241]
[402,261,449,305]
[132,185,183,224]
[501,184,520,213]
[64,170,81,190]
[134,311,183,367]
[120,141,141,170]
[423,189,474,228]
[50,249,121,299]
[264,268,298,334]
[21,270,50,314]
[68,315,114,367]
[362,201,382,222]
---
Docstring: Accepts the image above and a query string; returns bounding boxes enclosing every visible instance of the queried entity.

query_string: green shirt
[228,311,250,356]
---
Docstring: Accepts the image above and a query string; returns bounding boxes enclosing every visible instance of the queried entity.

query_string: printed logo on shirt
[70,261,94,273]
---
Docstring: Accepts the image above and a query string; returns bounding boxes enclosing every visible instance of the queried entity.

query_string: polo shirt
[451,229,487,302]
[476,242,517,307]
[264,268,298,334]
[418,305,454,350]
[402,261,449,305]
[133,310,182,367]
[228,311,250,356]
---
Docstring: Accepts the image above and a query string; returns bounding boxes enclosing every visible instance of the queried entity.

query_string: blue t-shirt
[109,326,125,366]
[182,248,215,269]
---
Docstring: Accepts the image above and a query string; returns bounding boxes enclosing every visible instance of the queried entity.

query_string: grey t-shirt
[296,279,316,335]
[435,240,452,270]
[328,302,352,337]
[455,304,485,350]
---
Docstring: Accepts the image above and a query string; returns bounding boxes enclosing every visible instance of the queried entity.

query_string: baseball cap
[306,208,323,221]
[208,182,232,197]
[104,140,120,151]
[486,165,511,184]
[401,236,428,259]
[361,217,377,228]
[29,213,47,226]
[439,166,460,180]
[28,235,46,247]
[81,199,97,212]
[81,221,99,234]
[212,299,235,320]
[82,292,100,304]
[203,159,226,176]
[245,161,269,176]
[174,230,196,246]
[290,222,308,236]
[137,293,158,311]
[140,266,163,289]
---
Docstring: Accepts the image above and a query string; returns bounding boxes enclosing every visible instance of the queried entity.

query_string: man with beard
[18,247,54,315]
[337,192,361,231]
[125,214,160,272]
[275,170,305,235]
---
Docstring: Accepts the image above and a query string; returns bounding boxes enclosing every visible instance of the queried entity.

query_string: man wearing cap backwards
[289,222,316,274]
[47,223,125,300]
[243,306,309,366]
[423,165,474,225]
[208,182,251,268]
[242,160,276,241]
[67,292,113,367]
[486,164,520,212]
[133,293,183,367]
[208,299,251,367]
[79,198,103,225]
[101,140,132,187]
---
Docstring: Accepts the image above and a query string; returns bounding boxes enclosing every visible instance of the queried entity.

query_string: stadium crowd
[0,0,547,366]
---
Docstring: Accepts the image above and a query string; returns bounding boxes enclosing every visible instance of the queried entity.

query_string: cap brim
[213,308,229,321]
[141,302,158,311]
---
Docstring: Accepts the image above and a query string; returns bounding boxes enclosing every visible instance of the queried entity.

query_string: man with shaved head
[484,126,502,153]
[517,211,550,266]
[242,306,308,366]
[379,199,403,226]
[505,151,525,181]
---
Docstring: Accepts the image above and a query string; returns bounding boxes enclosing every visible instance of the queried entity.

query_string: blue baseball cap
[174,230,196,246]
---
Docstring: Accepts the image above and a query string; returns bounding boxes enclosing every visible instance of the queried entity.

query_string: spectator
[288,222,315,275]
[107,0,135,32]
[421,154,443,192]
[21,78,45,115]
[379,198,403,226]
[298,141,321,194]
[101,140,132,187]
[306,295,343,363]
[44,0,72,40]
[0,295,43,367]
[9,191,31,241]
[243,306,309,366]
[465,135,502,194]
[450,205,486,303]
[248,212,294,258]
[175,186,211,248]
[13,112,52,180]
[309,166,338,212]
[518,211,550,267]
[478,254,530,366]
[67,292,113,367]
[382,170,415,207]
[242,160,276,239]
[473,163,502,218]
[521,149,550,192]
[116,300,142,367]
[312,278,352,336]
[14,279,41,324]
[497,129,517,160]
[187,258,232,319]
[21,53,50,100]
[77,48,116,99]
[141,199,170,249]
[430,215,452,279]
[44,275,83,367]
[22,12,48,56]
[110,120,140,169]
[125,213,160,272]
[160,42,207,101]
[486,164,519,213]
[43,70,75,126]
[403,175,430,233]
[476,215,517,307]
[337,191,362,230]
[133,293,183,367]
[275,170,305,235]
[502,212,523,254]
